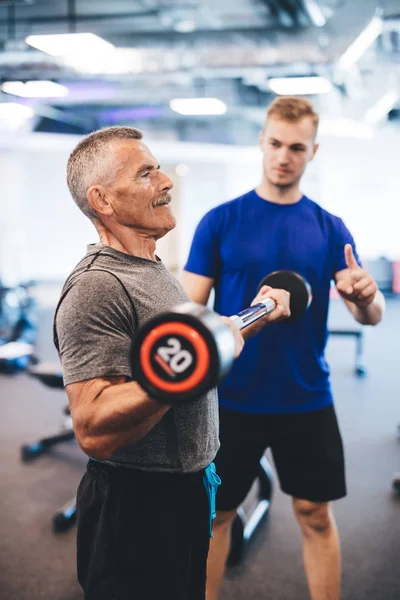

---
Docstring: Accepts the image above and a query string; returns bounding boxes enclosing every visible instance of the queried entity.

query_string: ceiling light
[0,103,34,120]
[338,16,383,70]
[2,80,68,98]
[63,47,142,76]
[169,98,227,115]
[365,91,398,125]
[25,33,114,57]
[302,0,326,28]
[173,20,197,33]
[0,102,34,130]
[268,77,333,96]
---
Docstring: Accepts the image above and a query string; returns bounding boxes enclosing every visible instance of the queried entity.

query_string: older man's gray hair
[67,126,143,220]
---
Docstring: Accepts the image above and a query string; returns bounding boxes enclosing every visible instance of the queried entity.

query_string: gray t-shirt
[54,243,219,474]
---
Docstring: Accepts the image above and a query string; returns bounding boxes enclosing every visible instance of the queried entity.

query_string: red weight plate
[140,321,211,393]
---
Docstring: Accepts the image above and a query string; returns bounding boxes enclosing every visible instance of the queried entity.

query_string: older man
[54,126,290,600]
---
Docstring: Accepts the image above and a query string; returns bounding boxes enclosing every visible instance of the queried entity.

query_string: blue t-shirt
[184,189,360,414]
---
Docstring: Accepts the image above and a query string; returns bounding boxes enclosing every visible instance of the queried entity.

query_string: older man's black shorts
[215,404,346,510]
[76,460,210,600]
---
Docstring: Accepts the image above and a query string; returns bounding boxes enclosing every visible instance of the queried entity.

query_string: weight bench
[21,363,77,532]
[328,328,367,377]
[328,291,368,377]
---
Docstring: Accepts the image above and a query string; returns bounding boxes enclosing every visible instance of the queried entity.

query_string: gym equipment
[392,473,400,494]
[257,270,311,322]
[131,270,312,404]
[391,424,400,495]
[0,281,38,373]
[328,328,367,377]
[21,363,77,533]
[21,365,73,461]
[227,456,273,566]
[328,290,367,377]
[52,497,77,533]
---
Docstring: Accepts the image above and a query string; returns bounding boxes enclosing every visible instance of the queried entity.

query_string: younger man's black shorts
[215,403,346,510]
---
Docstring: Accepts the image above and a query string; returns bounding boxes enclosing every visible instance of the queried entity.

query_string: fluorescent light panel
[338,16,383,70]
[25,33,114,57]
[268,77,333,96]
[64,48,142,75]
[2,80,68,98]
[302,0,326,27]
[365,91,398,124]
[170,98,227,115]
[0,103,34,119]
[173,20,196,33]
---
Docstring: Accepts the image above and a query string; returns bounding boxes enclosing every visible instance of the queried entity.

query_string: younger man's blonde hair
[266,96,319,135]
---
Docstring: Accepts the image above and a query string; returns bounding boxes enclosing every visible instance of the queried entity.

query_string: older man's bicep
[65,376,168,460]
[66,376,127,414]
[66,376,128,440]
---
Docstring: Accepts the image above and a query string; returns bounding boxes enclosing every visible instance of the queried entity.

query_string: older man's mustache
[152,193,172,207]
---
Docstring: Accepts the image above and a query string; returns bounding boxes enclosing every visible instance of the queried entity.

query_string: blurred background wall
[0,128,398,284]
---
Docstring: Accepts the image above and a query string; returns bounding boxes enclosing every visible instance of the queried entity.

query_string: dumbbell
[130,270,311,404]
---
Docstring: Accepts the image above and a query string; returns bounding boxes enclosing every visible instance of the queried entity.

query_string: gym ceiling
[0,0,398,141]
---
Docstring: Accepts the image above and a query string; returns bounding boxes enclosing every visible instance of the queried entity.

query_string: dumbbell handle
[229,298,276,330]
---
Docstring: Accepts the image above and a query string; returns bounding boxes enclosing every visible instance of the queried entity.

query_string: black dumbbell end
[258,270,311,322]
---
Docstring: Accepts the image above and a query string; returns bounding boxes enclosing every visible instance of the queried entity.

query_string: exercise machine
[21,363,77,532]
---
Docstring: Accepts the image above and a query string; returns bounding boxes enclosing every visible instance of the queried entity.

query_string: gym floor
[1,298,400,600]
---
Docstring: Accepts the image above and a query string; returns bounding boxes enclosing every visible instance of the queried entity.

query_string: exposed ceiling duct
[0,0,398,138]
[0,0,382,78]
